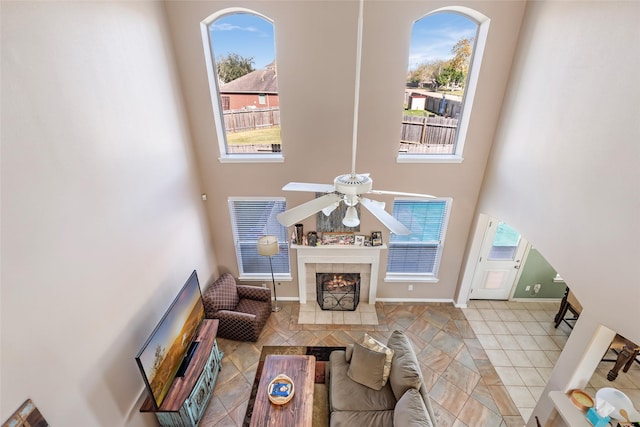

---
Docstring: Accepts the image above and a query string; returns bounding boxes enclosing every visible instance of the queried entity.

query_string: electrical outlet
[408,284,413,291]
[262,283,267,288]
[533,283,542,294]
[525,285,531,292]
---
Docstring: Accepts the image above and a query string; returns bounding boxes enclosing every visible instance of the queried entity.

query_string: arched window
[201,10,282,162]
[399,10,487,162]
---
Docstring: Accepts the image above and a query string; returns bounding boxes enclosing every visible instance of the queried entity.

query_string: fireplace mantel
[292,244,387,304]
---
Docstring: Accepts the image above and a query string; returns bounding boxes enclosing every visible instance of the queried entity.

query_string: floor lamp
[257,235,281,312]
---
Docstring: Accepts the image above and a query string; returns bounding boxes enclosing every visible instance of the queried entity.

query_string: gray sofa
[328,330,437,426]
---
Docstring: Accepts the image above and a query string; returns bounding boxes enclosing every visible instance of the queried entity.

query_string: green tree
[450,38,472,75]
[216,53,255,83]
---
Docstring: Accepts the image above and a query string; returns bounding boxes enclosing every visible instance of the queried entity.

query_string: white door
[469,219,529,300]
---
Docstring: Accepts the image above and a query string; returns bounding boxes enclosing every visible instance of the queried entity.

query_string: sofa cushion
[329,350,396,412]
[394,388,433,427]
[347,343,387,390]
[329,410,394,427]
[387,330,423,400]
[203,273,239,311]
[362,333,394,386]
[345,343,354,362]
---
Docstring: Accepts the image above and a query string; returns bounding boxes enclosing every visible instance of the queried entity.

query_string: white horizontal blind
[387,199,450,275]
[228,198,290,276]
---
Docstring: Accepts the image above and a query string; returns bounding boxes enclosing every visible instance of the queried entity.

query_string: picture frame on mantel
[322,232,355,245]
[371,231,383,246]
[354,235,365,246]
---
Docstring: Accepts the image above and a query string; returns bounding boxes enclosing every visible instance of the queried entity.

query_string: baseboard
[510,297,563,302]
[375,297,456,304]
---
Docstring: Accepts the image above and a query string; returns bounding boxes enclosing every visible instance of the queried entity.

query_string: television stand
[140,319,223,427]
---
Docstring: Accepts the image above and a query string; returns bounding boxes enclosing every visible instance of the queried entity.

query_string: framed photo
[371,231,383,246]
[354,235,365,246]
[322,232,355,245]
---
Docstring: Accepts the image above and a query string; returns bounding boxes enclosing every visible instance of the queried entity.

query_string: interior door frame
[455,213,529,306]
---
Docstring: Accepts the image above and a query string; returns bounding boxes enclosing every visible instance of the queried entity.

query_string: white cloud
[211,23,259,33]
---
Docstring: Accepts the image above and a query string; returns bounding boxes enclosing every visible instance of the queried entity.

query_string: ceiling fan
[276,0,435,235]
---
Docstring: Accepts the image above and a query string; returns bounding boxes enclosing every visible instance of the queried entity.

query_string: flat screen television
[135,270,205,409]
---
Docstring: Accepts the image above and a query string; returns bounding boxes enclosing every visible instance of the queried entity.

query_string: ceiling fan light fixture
[342,206,360,227]
[322,202,339,216]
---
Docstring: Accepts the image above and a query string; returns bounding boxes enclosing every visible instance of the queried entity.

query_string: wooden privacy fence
[401,115,458,146]
[223,107,280,133]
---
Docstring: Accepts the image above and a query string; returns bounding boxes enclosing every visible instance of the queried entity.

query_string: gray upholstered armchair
[202,273,272,342]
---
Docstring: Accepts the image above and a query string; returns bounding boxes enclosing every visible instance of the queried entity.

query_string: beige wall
[473,1,639,424]
[164,0,526,301]
[1,2,216,425]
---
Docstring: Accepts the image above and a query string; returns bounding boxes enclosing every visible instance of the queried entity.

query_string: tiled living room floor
[199,300,640,427]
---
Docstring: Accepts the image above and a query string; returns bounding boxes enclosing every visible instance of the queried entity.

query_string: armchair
[202,273,272,342]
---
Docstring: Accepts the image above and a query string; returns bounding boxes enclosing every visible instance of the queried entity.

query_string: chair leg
[622,349,639,373]
[554,297,570,328]
[607,345,635,381]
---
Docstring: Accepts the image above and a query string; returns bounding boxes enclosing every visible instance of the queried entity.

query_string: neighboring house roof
[220,64,278,94]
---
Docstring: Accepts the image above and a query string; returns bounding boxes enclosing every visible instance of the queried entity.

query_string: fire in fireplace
[316,273,360,311]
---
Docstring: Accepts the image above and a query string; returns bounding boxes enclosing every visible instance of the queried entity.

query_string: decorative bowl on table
[570,389,594,412]
[267,374,295,405]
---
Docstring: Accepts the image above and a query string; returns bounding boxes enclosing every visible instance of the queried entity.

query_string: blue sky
[409,13,477,70]
[209,13,275,69]
[209,12,476,72]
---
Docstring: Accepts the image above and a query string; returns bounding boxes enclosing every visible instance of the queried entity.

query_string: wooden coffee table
[249,354,315,427]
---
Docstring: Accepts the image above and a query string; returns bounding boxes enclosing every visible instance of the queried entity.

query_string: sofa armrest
[237,285,271,302]
[210,309,256,322]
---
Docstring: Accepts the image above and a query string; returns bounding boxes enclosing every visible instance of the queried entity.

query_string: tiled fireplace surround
[293,244,386,306]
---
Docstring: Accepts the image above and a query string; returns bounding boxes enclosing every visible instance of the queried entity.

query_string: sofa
[328,330,437,426]
[202,273,272,342]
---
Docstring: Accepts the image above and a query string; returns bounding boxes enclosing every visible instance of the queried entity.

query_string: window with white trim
[399,10,488,163]
[228,198,290,280]
[202,10,282,163]
[386,199,451,281]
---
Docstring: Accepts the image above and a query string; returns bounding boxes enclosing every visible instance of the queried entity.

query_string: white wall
[475,1,640,424]
[1,2,216,425]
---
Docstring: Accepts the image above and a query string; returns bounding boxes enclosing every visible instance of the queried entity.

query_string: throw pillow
[394,388,432,427]
[362,333,394,386]
[203,273,239,312]
[347,343,387,390]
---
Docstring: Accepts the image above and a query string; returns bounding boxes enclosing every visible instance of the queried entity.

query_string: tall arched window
[201,10,282,162]
[399,10,487,162]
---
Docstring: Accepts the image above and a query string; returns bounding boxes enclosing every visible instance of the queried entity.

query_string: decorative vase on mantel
[295,224,304,245]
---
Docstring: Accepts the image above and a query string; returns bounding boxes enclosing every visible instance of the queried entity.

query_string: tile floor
[199,300,639,427]
[298,301,378,325]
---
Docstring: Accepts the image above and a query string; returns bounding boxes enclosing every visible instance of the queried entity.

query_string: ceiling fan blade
[368,189,436,199]
[282,182,336,193]
[360,197,411,235]
[277,193,342,227]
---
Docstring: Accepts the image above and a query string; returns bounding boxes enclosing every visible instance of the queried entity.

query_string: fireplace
[293,244,386,304]
[316,273,360,311]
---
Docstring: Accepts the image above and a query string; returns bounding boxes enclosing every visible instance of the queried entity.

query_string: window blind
[228,198,290,276]
[387,199,449,275]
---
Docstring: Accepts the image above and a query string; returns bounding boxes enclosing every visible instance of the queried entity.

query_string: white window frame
[397,7,489,164]
[201,9,284,164]
[228,197,292,282]
[384,198,452,283]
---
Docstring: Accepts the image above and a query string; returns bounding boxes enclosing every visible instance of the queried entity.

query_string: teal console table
[140,319,223,426]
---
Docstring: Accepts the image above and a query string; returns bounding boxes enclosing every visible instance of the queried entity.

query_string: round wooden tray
[267,374,295,405]
[569,389,594,411]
